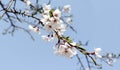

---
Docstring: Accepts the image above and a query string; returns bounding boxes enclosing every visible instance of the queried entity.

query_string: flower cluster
[28,3,76,58]
[41,4,71,36]
[1,0,119,69]
[29,4,72,39]
[54,42,77,58]
[27,3,104,59]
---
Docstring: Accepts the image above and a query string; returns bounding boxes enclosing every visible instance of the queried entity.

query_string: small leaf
[65,36,73,43]
[49,9,54,17]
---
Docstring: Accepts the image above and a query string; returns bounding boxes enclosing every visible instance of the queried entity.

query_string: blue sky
[0,0,120,70]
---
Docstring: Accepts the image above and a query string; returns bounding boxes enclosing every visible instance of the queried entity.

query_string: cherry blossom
[22,0,31,6]
[29,25,40,34]
[94,48,102,58]
[53,9,61,19]
[54,43,77,58]
[43,4,51,14]
[62,5,71,13]
[41,35,54,42]
[66,17,72,24]
[0,0,119,70]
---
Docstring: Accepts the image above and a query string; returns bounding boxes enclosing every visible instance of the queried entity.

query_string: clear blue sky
[0,0,120,70]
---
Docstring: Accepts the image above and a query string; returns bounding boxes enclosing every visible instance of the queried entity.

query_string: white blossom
[40,18,46,24]
[42,17,66,35]
[43,4,51,14]
[62,5,71,13]
[23,0,31,6]
[86,68,90,70]
[54,44,77,58]
[67,48,77,57]
[43,22,55,32]
[55,23,66,35]
[28,25,40,34]
[70,42,77,46]
[50,17,59,24]
[66,17,72,24]
[106,59,116,65]
[42,14,50,20]
[41,14,51,24]
[94,48,102,58]
[25,10,30,15]
[41,35,54,42]
[106,58,116,65]
[53,9,61,19]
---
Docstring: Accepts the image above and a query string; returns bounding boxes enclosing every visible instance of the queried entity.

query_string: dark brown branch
[7,9,44,26]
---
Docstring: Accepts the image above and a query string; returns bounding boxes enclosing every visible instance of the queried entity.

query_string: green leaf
[65,36,73,43]
[49,9,54,17]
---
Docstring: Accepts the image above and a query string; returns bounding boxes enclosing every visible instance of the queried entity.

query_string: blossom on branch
[66,17,72,24]
[41,35,54,42]
[29,25,40,34]
[53,9,61,19]
[62,5,71,13]
[43,4,51,14]
[54,42,77,58]
[0,0,119,70]
[94,48,102,58]
[22,0,31,6]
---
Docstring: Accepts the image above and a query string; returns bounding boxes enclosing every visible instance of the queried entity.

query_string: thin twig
[85,55,91,70]
[76,54,85,70]
[0,0,14,18]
